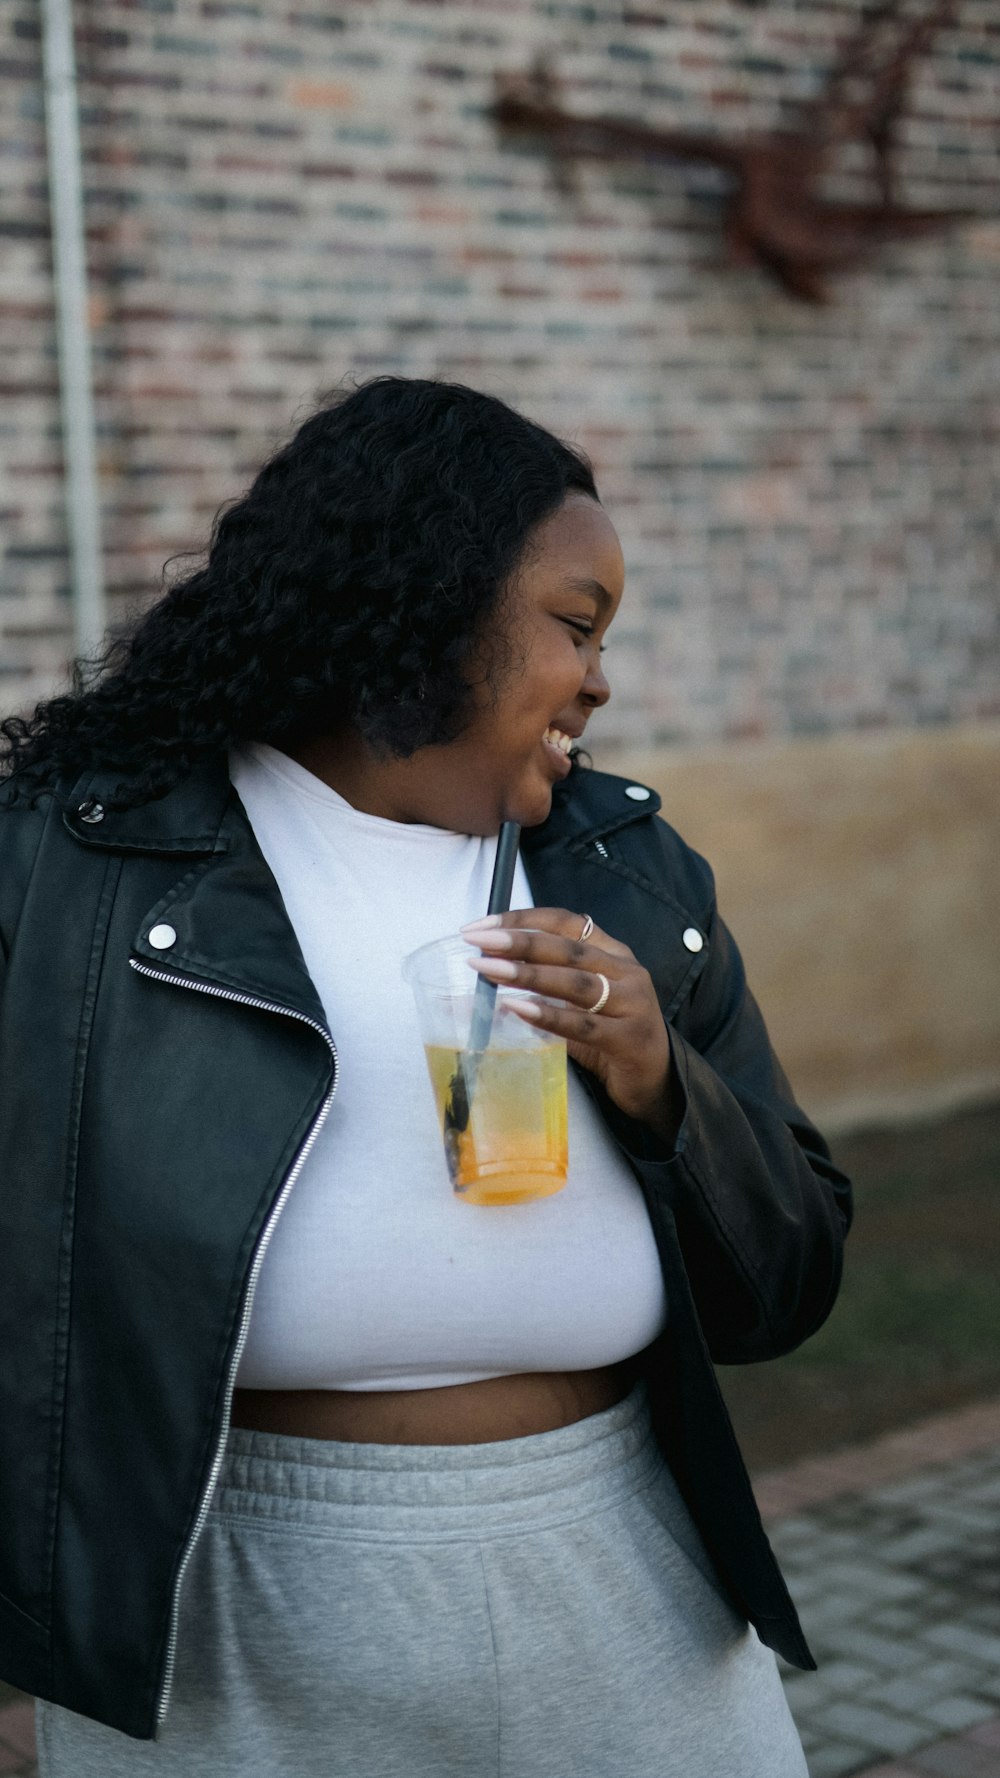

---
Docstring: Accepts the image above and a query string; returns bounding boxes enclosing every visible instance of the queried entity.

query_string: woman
[0,377,850,1776]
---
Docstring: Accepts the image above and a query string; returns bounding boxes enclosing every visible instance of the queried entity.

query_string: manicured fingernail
[468,928,514,951]
[513,999,543,1020]
[461,915,500,931]
[467,956,518,980]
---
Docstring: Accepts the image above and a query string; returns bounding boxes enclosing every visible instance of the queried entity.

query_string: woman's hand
[461,908,683,1148]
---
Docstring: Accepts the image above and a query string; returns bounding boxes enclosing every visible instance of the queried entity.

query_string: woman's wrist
[597,1052,686,1165]
[627,1062,685,1151]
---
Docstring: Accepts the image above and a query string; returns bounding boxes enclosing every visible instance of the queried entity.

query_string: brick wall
[2,0,999,747]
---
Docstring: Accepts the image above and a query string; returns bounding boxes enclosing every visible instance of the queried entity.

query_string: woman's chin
[505,773,556,829]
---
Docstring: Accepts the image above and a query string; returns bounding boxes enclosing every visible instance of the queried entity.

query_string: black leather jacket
[0,753,851,1739]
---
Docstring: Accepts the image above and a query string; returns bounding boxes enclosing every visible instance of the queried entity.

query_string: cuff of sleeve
[596,1025,694,1171]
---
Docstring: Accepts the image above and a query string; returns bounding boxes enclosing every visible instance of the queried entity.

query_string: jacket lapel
[522,771,709,1024]
[131,823,331,1029]
[65,759,330,1028]
[522,843,707,1026]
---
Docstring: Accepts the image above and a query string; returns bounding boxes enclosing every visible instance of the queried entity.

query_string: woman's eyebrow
[560,577,613,613]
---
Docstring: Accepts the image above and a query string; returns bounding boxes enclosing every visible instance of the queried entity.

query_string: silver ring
[579,913,594,942]
[586,972,610,1015]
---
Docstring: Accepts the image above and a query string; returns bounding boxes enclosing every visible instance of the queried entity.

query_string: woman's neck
[280,731,501,835]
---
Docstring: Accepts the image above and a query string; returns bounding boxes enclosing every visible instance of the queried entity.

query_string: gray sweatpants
[37,1386,807,1777]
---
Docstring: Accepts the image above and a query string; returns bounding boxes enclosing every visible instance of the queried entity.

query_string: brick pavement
[767,1398,1000,1778]
[2,1396,998,1778]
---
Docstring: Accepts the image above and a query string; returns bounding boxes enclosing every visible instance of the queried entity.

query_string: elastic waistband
[212,1383,661,1539]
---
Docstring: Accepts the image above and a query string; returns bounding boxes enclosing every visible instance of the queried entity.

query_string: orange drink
[402,934,570,1206]
[424,1042,568,1205]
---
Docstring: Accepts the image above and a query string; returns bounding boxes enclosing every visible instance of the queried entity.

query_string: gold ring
[579,913,594,942]
[586,972,610,1015]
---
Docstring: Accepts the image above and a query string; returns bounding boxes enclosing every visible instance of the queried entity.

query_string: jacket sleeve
[596,854,852,1366]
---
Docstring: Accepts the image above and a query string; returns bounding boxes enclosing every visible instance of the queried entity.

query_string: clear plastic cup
[402,934,568,1206]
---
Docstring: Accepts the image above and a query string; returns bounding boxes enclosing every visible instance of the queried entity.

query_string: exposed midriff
[230,1360,638,1445]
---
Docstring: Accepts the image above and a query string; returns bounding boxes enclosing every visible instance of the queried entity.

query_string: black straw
[442,820,521,1181]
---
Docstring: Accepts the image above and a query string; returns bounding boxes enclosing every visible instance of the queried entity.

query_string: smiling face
[286,493,624,834]
[452,493,625,830]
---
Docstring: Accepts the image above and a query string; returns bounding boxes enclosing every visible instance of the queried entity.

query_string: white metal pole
[41,0,107,667]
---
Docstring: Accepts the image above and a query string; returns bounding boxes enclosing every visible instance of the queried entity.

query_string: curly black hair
[0,376,598,811]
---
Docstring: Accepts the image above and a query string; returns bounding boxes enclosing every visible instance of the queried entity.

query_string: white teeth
[544,727,573,754]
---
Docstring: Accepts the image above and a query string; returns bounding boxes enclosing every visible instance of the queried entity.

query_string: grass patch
[718,1100,1000,1470]
[788,1259,1000,1375]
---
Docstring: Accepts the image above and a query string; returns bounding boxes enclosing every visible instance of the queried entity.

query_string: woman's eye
[562,618,607,654]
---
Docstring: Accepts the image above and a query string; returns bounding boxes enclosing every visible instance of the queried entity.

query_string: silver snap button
[682,927,704,953]
[625,785,651,801]
[78,799,105,824]
[148,924,177,950]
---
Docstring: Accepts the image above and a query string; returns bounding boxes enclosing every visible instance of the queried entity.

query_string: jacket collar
[63,756,234,856]
[62,754,661,859]
[64,755,666,1029]
[521,761,661,853]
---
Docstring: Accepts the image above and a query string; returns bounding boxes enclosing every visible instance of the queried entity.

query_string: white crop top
[229,742,667,1391]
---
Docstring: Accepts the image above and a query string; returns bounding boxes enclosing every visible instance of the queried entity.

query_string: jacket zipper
[129,960,339,1726]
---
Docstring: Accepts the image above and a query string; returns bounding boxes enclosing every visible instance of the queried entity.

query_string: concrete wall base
[601,722,1000,1136]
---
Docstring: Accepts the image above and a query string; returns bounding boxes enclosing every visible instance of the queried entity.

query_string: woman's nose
[583,656,611,708]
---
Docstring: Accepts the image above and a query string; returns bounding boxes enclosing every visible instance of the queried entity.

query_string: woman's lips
[541,734,573,777]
